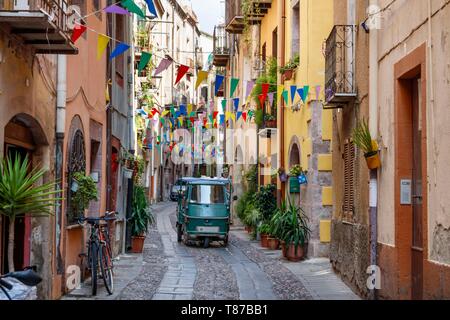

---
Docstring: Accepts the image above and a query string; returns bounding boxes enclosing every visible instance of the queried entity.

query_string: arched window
[67,130,86,224]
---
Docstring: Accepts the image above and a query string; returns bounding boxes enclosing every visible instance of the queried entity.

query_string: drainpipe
[368,0,379,301]
[55,54,66,277]
[279,0,286,202]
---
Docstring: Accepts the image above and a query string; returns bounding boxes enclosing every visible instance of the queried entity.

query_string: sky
[187,0,224,35]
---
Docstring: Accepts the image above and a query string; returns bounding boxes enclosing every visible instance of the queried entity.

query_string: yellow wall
[260,0,279,60]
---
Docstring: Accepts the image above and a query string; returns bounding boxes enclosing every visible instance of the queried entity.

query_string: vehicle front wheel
[177,224,182,243]
[223,235,229,246]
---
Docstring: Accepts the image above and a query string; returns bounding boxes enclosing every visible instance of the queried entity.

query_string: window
[343,141,355,220]
[272,27,278,59]
[190,185,225,204]
[67,130,86,224]
[262,43,266,63]
[291,2,300,57]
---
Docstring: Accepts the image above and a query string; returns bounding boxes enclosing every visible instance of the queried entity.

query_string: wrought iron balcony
[325,25,357,107]
[225,0,272,34]
[212,25,230,67]
[0,0,77,54]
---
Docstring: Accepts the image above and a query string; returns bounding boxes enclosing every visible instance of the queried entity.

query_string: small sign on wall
[400,179,412,205]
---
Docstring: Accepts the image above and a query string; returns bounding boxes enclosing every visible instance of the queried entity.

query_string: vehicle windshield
[189,184,225,204]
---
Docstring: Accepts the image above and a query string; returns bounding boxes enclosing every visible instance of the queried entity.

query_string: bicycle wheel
[90,241,98,296]
[99,243,114,295]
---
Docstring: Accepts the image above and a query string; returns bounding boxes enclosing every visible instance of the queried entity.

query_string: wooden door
[411,78,423,300]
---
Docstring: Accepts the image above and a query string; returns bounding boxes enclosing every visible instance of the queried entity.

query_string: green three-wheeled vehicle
[176,177,236,248]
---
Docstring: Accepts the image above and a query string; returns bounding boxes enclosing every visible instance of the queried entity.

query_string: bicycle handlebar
[78,211,118,225]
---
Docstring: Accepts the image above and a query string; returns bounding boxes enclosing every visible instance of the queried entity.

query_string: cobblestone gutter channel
[228,237,313,300]
[117,224,168,300]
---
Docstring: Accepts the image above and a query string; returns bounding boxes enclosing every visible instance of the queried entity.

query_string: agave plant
[352,118,377,157]
[0,154,61,272]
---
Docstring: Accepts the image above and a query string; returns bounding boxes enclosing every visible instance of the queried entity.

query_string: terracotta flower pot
[260,234,269,248]
[365,152,381,170]
[283,69,295,81]
[285,243,306,262]
[267,237,280,250]
[131,235,146,253]
[281,241,287,257]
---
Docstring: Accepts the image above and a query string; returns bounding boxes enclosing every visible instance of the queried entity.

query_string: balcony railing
[225,0,272,34]
[325,25,357,106]
[213,25,230,67]
[0,0,77,54]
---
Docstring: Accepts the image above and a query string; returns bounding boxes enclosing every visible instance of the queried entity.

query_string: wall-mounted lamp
[361,20,370,34]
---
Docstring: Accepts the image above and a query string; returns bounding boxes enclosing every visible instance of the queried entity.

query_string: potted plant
[282,201,311,261]
[288,165,304,193]
[242,204,260,237]
[258,223,271,248]
[0,155,61,272]
[71,172,98,215]
[352,118,381,170]
[279,54,299,80]
[264,114,277,128]
[130,185,154,253]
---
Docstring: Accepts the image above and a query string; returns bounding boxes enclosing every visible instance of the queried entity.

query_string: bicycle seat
[5,269,42,287]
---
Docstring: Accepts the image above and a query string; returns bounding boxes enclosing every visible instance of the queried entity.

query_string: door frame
[394,43,427,300]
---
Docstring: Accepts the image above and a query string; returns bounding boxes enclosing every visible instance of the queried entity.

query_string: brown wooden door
[411,78,423,300]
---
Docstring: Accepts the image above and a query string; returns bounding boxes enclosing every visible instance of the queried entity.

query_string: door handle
[412,195,423,199]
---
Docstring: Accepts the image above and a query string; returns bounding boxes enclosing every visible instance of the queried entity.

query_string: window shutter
[343,141,355,220]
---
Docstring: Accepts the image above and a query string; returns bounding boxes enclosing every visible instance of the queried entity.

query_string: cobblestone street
[63,202,358,300]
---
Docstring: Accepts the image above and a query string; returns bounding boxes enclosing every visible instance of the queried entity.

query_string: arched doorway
[288,139,301,203]
[1,114,48,273]
[232,145,244,224]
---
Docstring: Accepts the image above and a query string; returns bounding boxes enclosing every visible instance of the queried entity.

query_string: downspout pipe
[278,0,286,202]
[55,54,66,276]
[368,0,379,301]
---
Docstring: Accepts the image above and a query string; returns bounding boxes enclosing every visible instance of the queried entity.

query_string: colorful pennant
[215,75,225,96]
[144,0,158,17]
[290,85,297,104]
[97,34,110,60]
[233,98,240,112]
[154,58,172,76]
[268,92,274,107]
[104,4,130,15]
[175,64,189,85]
[195,70,208,89]
[71,24,86,43]
[138,52,152,73]
[110,42,130,59]
[245,80,255,101]
[230,78,239,98]
[121,0,145,18]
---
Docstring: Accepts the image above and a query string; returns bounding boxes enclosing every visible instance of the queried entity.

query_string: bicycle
[78,211,117,296]
[0,267,42,300]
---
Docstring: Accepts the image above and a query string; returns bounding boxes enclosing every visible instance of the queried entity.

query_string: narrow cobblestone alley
[64,202,358,300]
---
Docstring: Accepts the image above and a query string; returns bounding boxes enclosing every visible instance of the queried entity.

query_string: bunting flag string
[144,0,158,17]
[215,75,225,96]
[175,64,189,85]
[71,24,87,43]
[230,78,239,98]
[138,52,152,72]
[195,70,208,90]
[97,34,110,60]
[121,0,145,18]
[104,4,130,15]
[110,42,130,59]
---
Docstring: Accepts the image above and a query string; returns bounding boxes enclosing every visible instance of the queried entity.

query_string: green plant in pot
[71,172,98,215]
[0,155,61,272]
[258,223,271,248]
[278,200,311,261]
[242,203,261,239]
[130,185,154,253]
[279,54,299,80]
[352,118,381,170]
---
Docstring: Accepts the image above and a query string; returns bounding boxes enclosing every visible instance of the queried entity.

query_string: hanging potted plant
[130,185,154,253]
[279,54,299,81]
[288,164,303,193]
[352,118,381,170]
[72,172,98,215]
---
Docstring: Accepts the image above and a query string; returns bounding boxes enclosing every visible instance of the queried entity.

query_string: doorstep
[61,253,144,300]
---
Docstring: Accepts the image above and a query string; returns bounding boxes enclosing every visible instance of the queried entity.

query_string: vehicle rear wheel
[203,237,210,248]
[177,224,182,243]
[223,235,229,246]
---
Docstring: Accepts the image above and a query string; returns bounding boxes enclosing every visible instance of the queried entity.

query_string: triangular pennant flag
[160,118,165,126]
[180,105,187,115]
[104,4,130,15]
[315,85,321,101]
[233,98,240,112]
[297,88,304,103]
[121,0,145,18]
[231,113,236,123]
[213,111,219,120]
[225,111,231,121]
[220,114,225,125]
[215,75,225,96]
[187,104,192,115]
[71,24,86,43]
[110,42,130,59]
[175,65,189,85]
[154,58,172,76]
[170,105,175,116]
[290,85,298,104]
[161,110,169,117]
[242,112,247,122]
[138,52,152,73]
[237,112,242,121]
[277,85,284,103]
[221,99,227,113]
[258,94,266,109]
[97,34,110,60]
[230,78,239,98]
[178,117,183,127]
[282,90,289,105]
[303,86,310,103]
[262,83,270,98]
[246,80,255,101]
[195,70,208,90]
[209,115,213,123]
[268,92,274,107]
[144,0,158,17]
